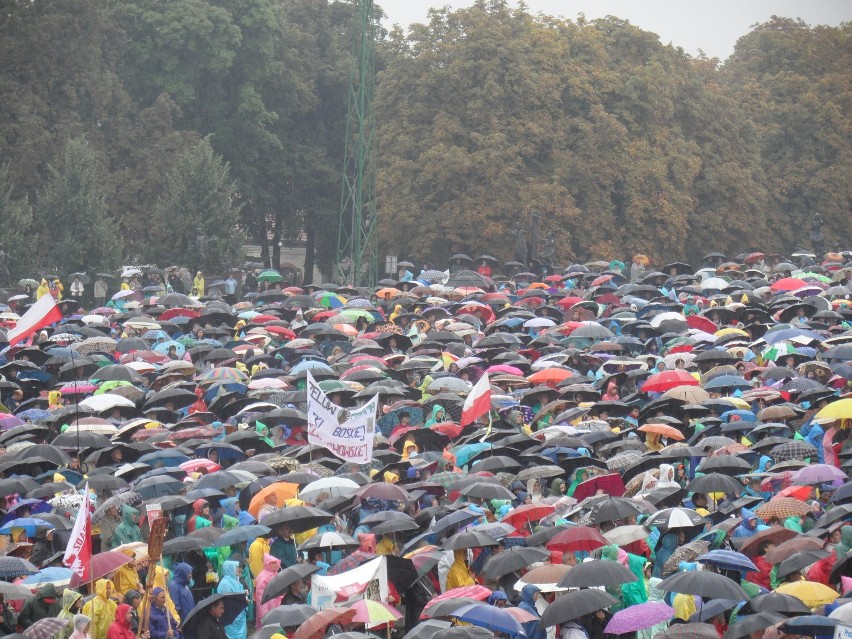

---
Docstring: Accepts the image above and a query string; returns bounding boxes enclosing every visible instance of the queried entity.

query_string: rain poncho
[112,549,142,597]
[424,404,446,428]
[732,508,759,539]
[193,272,205,296]
[567,469,590,497]
[70,615,91,639]
[248,536,271,577]
[107,603,135,639]
[217,560,248,639]
[518,584,546,639]
[168,562,195,622]
[82,580,118,639]
[255,554,282,627]
[836,527,852,559]
[653,534,678,579]
[112,505,142,547]
[57,589,83,639]
[445,549,476,590]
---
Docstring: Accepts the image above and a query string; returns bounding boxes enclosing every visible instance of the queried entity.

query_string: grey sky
[379,0,850,60]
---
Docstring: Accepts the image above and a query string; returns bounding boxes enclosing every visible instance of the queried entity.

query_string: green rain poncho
[111,505,142,547]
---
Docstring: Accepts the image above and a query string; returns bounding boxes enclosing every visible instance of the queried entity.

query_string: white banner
[306,371,377,464]
[311,556,388,612]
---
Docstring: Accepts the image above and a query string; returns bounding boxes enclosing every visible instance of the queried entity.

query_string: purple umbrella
[605,602,675,634]
[793,464,847,485]
[0,414,24,430]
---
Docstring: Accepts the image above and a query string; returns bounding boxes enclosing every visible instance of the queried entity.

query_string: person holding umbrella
[188,598,228,639]
[216,560,248,639]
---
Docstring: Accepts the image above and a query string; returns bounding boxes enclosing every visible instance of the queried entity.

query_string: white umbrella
[524,317,556,328]
[299,477,360,503]
[79,394,136,412]
[830,602,852,625]
[700,277,729,291]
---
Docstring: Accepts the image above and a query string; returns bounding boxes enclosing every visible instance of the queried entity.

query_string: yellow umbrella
[816,399,852,423]
[775,581,838,608]
[715,328,749,338]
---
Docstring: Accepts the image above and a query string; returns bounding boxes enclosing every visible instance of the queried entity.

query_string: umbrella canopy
[181,592,249,637]
[557,559,638,588]
[261,563,321,604]
[540,589,618,627]
[657,571,748,600]
[605,602,675,634]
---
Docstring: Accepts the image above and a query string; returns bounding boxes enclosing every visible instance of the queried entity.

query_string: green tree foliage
[38,138,121,274]
[0,165,35,279]
[152,137,245,272]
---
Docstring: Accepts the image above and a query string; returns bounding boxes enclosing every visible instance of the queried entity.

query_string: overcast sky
[379,0,850,60]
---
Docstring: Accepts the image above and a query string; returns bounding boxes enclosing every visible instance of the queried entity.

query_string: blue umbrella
[15,409,51,422]
[452,603,525,637]
[763,328,823,345]
[137,450,190,467]
[697,549,757,573]
[0,517,52,536]
[21,566,73,587]
[153,340,186,356]
[720,410,757,423]
[780,615,839,636]
[703,375,751,391]
[0,499,51,526]
[290,360,335,375]
[143,330,170,341]
[451,442,491,466]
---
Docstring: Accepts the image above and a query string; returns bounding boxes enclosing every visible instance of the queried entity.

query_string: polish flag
[7,294,63,345]
[461,372,492,427]
[63,483,92,582]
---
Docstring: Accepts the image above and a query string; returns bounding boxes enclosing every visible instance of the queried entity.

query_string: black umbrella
[371,517,420,535]
[261,603,317,628]
[213,525,272,548]
[744,592,811,615]
[658,571,747,600]
[724,612,785,639]
[482,546,551,579]
[259,506,334,533]
[776,549,831,580]
[686,473,745,496]
[443,628,495,639]
[557,559,638,588]
[261,563,321,604]
[432,509,481,539]
[442,530,501,551]
[540,589,618,627]
[696,456,752,475]
[592,497,642,525]
[181,592,248,638]
[163,537,206,555]
[460,482,515,501]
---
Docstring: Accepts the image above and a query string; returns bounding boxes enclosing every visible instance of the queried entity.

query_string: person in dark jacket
[30,528,57,567]
[168,562,195,622]
[281,579,308,606]
[269,525,297,568]
[0,595,16,634]
[190,598,228,639]
[18,583,62,628]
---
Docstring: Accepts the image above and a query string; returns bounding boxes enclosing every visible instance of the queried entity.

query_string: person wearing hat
[30,527,57,566]
[147,587,180,639]
[18,582,62,628]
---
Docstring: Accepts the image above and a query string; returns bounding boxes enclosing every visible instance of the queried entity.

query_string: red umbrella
[431,421,463,439]
[546,526,608,552]
[642,370,699,393]
[686,315,718,334]
[556,297,584,308]
[771,277,807,292]
[70,551,133,587]
[502,504,556,530]
[571,473,626,502]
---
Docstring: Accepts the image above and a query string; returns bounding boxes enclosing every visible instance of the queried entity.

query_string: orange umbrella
[527,368,573,387]
[638,424,685,441]
[332,323,358,337]
[376,288,400,300]
[294,608,357,639]
[248,481,299,518]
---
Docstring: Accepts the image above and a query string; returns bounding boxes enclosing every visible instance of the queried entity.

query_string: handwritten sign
[306,371,377,464]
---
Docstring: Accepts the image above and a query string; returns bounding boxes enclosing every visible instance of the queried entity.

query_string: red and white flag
[63,483,92,582]
[461,372,492,427]
[7,294,63,346]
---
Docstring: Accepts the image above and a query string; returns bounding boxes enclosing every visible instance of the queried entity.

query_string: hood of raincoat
[172,562,193,585]
[38,583,58,600]
[520,584,540,608]
[62,588,82,613]
[121,505,138,524]
[114,603,132,627]
[741,507,757,523]
[837,526,852,556]
[74,614,91,631]
[223,560,239,579]
[453,549,467,564]
[658,533,678,552]
[95,579,111,601]
[262,554,281,573]
[193,499,208,515]
[758,455,773,471]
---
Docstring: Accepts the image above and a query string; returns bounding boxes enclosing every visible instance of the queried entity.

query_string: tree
[0,164,35,279]
[152,137,244,272]
[38,138,121,273]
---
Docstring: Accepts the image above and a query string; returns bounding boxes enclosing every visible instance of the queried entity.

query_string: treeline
[0,0,848,278]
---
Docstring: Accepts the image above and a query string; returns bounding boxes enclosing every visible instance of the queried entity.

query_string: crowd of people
[0,247,849,639]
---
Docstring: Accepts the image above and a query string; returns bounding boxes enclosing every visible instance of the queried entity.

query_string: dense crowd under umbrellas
[0,248,849,639]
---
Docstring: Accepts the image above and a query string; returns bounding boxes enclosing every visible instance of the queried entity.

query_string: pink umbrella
[605,602,675,634]
[427,584,492,607]
[793,464,847,485]
[487,364,524,376]
[0,414,25,430]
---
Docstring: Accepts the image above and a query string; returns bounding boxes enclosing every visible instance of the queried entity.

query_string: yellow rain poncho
[82,579,117,639]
